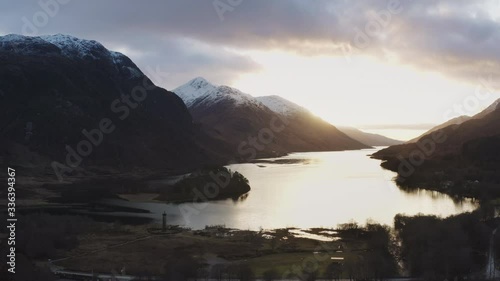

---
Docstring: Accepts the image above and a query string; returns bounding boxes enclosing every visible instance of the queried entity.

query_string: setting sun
[231,50,497,140]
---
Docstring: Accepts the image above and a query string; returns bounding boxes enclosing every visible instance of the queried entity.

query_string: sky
[1,0,500,140]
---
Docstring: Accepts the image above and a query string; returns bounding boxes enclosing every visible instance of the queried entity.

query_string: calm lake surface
[103,148,478,230]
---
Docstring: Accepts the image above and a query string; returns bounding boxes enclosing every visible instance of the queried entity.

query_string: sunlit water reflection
[103,148,478,230]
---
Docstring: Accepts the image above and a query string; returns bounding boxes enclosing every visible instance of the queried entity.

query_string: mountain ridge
[175,77,401,147]
[407,98,500,144]
[372,98,500,199]
[173,77,371,156]
[0,34,226,179]
[337,127,403,147]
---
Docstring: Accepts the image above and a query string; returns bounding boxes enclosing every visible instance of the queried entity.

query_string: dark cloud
[1,0,500,88]
[102,35,261,88]
[0,0,264,88]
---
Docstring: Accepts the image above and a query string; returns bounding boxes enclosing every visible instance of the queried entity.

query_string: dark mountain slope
[0,34,216,179]
[372,102,500,199]
[407,115,471,143]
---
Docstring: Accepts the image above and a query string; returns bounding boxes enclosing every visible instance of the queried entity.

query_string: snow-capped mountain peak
[256,95,309,116]
[1,33,110,60]
[209,85,261,106]
[173,77,217,106]
[0,34,143,79]
[173,78,266,108]
[40,34,108,59]
[0,34,58,54]
[189,77,212,88]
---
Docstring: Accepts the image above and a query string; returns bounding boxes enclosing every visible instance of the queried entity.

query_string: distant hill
[374,99,500,160]
[407,98,500,143]
[372,98,500,199]
[408,115,472,143]
[336,127,403,147]
[174,78,369,159]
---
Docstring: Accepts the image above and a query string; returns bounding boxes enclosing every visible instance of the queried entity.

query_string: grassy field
[52,223,374,278]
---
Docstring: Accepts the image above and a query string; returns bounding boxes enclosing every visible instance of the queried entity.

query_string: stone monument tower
[162,211,167,232]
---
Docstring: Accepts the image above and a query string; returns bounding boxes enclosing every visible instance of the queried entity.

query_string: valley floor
[46,221,388,279]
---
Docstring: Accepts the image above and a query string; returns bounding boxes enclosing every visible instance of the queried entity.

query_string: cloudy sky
[1,0,500,140]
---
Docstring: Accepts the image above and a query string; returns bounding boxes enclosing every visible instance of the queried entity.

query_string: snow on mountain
[173,77,266,109]
[207,85,264,107]
[0,34,142,79]
[0,34,57,54]
[256,95,309,116]
[40,34,109,59]
[173,77,217,106]
[174,78,309,117]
